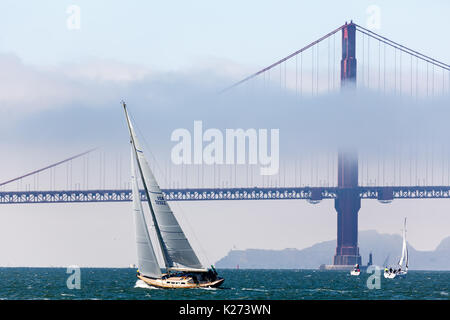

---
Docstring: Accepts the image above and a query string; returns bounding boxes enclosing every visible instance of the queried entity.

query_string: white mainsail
[398,217,408,270]
[131,148,162,278]
[124,102,203,270]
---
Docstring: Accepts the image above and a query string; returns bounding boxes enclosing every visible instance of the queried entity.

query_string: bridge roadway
[2,186,450,204]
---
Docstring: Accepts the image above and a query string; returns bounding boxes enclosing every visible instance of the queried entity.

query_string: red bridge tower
[333,22,362,266]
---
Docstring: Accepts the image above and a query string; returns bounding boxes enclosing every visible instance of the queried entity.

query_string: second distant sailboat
[384,218,408,279]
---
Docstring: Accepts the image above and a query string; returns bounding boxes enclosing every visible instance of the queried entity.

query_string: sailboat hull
[383,272,398,279]
[138,274,225,289]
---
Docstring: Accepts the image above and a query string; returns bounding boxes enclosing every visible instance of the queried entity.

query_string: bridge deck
[1,186,450,204]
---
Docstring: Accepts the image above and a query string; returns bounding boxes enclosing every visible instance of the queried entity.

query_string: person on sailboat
[211,265,218,275]
[206,270,216,282]
[351,264,360,274]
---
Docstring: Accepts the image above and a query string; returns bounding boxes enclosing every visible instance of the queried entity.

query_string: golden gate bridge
[1,21,449,267]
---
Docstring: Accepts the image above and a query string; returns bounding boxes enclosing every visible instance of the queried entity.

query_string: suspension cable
[0,148,97,188]
[220,23,347,93]
[354,24,449,71]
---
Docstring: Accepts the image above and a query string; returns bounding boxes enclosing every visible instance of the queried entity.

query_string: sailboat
[350,264,361,276]
[123,101,224,289]
[384,218,408,279]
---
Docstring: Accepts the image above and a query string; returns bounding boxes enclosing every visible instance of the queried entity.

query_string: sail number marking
[155,195,167,205]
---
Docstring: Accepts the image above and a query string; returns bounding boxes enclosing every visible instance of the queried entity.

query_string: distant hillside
[216,230,450,270]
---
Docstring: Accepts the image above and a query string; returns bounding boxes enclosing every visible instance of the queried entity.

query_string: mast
[123,101,172,268]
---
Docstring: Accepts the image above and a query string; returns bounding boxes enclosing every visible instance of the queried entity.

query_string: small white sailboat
[123,101,224,289]
[350,264,361,276]
[384,218,408,279]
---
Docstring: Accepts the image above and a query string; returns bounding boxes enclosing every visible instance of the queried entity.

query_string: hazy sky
[0,1,449,267]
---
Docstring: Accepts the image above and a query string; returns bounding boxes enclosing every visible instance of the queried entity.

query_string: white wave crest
[134,279,158,289]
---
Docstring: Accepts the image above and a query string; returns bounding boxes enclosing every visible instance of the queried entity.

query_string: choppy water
[0,268,449,300]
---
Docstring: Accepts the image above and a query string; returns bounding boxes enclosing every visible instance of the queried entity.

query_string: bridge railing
[2,186,450,204]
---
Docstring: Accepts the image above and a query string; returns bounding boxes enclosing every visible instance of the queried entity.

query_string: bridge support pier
[334,188,361,265]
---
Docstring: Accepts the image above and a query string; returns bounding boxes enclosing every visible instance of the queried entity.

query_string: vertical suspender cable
[367,36,370,88]
[312,46,314,96]
[317,42,319,95]
[295,55,298,97]
[378,40,381,90]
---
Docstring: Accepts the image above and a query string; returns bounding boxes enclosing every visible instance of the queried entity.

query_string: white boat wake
[198,287,218,291]
[242,288,269,292]
[134,279,158,289]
